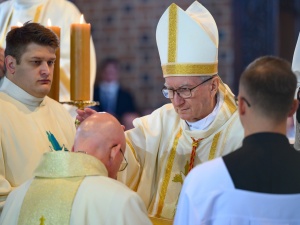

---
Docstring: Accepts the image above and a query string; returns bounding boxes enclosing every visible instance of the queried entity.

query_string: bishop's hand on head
[76,108,97,124]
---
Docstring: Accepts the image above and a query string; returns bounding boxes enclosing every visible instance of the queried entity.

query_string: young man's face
[9,43,56,98]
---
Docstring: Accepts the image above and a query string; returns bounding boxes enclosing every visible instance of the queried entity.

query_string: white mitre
[292,33,300,87]
[156,1,218,77]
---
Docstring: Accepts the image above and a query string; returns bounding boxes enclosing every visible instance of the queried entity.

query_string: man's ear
[238,96,246,116]
[109,144,121,161]
[5,55,16,74]
[210,76,219,96]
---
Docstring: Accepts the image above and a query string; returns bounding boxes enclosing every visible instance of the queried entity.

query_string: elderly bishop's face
[164,76,217,122]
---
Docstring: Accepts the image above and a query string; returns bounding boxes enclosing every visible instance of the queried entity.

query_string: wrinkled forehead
[164,76,203,86]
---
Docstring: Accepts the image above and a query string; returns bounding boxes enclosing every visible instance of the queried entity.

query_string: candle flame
[80,14,84,24]
[17,22,23,27]
[47,18,52,26]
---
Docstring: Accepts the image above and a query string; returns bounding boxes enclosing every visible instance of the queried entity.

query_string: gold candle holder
[60,100,99,127]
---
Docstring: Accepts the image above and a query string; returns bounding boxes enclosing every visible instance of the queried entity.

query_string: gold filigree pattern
[172,160,189,185]
[157,128,182,216]
[168,4,177,63]
[39,216,45,225]
[224,91,237,115]
[209,132,221,160]
[33,5,43,23]
[18,152,105,225]
[162,63,218,76]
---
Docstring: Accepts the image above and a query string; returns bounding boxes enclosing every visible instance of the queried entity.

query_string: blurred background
[1,0,300,115]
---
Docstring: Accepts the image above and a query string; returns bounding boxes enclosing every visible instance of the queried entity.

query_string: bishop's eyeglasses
[119,149,128,172]
[161,76,215,99]
[75,149,128,172]
[234,96,251,107]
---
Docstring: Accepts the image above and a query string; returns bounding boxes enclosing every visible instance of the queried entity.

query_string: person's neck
[1,76,45,107]
[244,120,287,137]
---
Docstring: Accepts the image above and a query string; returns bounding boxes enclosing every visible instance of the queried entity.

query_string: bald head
[73,112,126,178]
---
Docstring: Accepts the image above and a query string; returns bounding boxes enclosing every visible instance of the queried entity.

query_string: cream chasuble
[118,82,244,222]
[17,152,105,225]
[117,2,245,223]
[0,77,75,212]
[1,152,152,225]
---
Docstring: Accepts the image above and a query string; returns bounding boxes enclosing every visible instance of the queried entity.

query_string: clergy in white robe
[0,152,152,225]
[76,2,243,223]
[0,0,97,116]
[174,157,300,225]
[119,84,243,221]
[0,77,75,213]
[0,23,76,214]
[116,2,244,223]
[1,112,152,225]
[174,56,300,225]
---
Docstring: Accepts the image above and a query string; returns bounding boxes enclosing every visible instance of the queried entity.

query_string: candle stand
[61,100,99,127]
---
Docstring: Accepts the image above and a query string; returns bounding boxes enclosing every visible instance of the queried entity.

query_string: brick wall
[72,0,234,113]
[0,0,234,113]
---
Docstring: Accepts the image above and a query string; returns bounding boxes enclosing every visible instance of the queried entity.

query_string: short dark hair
[99,57,119,72]
[5,22,59,64]
[239,56,297,120]
[95,57,120,84]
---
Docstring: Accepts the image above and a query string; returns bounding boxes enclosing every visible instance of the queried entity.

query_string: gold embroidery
[172,160,189,184]
[0,10,13,47]
[224,92,236,115]
[168,4,177,63]
[33,5,43,23]
[1,5,43,48]
[149,216,173,225]
[126,139,137,159]
[172,173,183,183]
[157,128,182,216]
[18,152,103,225]
[18,177,83,225]
[208,132,221,160]
[162,63,218,76]
[125,139,140,192]
[171,160,189,218]
[39,216,45,225]
[219,114,236,156]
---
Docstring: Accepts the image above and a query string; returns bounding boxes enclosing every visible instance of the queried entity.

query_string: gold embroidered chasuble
[17,152,105,225]
[118,82,244,222]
